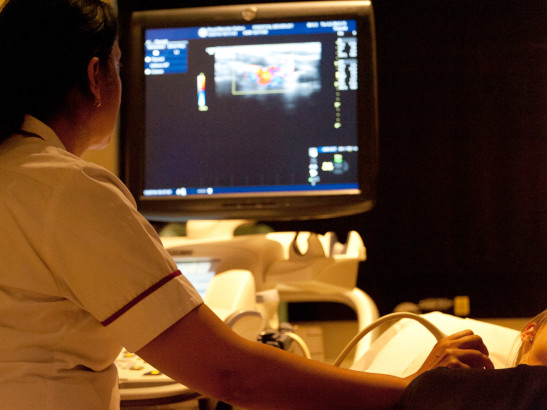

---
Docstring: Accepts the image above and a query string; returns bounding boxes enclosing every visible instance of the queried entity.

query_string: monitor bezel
[123,1,378,221]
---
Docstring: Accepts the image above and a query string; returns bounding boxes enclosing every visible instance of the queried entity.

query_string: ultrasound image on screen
[209,42,321,101]
[143,22,360,196]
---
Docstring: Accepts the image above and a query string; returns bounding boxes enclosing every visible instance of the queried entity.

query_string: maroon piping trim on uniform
[101,270,182,326]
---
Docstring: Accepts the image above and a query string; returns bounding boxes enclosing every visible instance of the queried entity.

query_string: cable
[333,312,447,367]
[285,332,312,359]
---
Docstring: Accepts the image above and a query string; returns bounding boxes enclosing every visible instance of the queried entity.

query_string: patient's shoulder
[398,365,547,410]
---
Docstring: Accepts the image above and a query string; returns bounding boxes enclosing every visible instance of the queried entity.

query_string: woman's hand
[408,329,494,381]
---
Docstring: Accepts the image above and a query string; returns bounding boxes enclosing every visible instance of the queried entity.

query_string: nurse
[0,1,494,409]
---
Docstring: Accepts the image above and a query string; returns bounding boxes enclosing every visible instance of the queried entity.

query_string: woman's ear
[87,56,102,106]
[521,323,537,345]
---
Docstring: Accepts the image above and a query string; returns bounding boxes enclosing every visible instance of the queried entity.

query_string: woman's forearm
[136,304,408,409]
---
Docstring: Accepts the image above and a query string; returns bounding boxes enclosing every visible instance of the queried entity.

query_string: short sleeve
[42,164,203,351]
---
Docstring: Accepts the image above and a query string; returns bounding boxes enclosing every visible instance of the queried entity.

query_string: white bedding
[351,312,520,377]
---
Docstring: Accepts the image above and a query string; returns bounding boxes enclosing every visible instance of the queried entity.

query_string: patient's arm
[407,329,494,382]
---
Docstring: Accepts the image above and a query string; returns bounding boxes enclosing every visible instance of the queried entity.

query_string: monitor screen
[122,1,378,221]
[173,257,218,297]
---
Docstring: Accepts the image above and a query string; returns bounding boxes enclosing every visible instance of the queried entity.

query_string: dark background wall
[117,0,546,318]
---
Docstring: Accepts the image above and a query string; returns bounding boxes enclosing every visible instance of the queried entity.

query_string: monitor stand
[185,219,256,239]
[161,219,380,357]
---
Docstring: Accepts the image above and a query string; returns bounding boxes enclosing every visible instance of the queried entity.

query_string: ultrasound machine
[120,1,379,407]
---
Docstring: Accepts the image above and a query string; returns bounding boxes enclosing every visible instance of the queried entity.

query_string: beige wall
[82,128,119,175]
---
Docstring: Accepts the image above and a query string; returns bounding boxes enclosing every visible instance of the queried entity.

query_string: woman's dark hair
[0,0,118,140]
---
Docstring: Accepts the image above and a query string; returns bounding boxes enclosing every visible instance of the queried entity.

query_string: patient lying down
[396,309,547,410]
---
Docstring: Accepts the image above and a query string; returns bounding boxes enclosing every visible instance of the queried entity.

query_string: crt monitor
[122,1,378,221]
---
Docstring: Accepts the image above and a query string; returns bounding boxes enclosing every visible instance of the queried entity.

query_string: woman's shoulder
[398,365,547,410]
[2,135,118,184]
[1,135,133,212]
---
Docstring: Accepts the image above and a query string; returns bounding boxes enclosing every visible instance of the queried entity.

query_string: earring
[528,336,534,343]
[94,100,102,108]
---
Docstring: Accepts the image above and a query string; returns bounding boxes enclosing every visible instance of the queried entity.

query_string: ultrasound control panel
[116,349,197,402]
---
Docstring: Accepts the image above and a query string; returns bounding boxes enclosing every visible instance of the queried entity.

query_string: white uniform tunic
[0,116,203,409]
